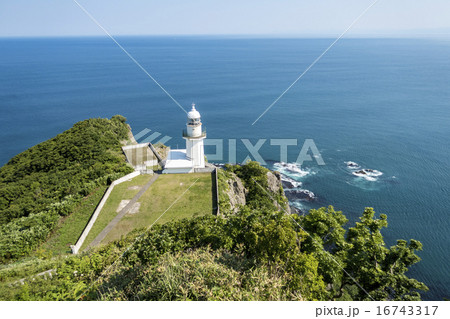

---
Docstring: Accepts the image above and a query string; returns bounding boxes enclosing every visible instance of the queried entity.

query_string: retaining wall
[214,168,220,215]
[71,171,141,254]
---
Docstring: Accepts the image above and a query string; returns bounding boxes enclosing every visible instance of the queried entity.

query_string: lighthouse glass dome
[187,104,201,121]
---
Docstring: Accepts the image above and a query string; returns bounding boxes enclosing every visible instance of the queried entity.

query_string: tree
[342,208,427,300]
[111,115,127,123]
[301,207,428,300]
[300,206,349,293]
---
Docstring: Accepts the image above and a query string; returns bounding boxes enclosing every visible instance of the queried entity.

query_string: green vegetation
[301,206,428,300]
[0,162,428,301]
[217,168,233,213]
[0,116,134,262]
[0,117,429,302]
[225,162,288,211]
[80,174,154,250]
[152,143,168,162]
[101,173,213,245]
[218,162,288,214]
[39,186,108,256]
[0,256,59,284]
[130,248,305,300]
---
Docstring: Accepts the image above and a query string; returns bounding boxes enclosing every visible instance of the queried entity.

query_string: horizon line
[1,32,450,40]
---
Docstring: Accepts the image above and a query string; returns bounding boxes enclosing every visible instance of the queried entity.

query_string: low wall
[194,167,215,173]
[71,171,141,254]
[122,143,157,170]
[122,143,149,150]
[148,142,163,163]
[113,171,141,185]
[214,168,220,215]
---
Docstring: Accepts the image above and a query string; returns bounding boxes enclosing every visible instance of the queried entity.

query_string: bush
[0,116,134,262]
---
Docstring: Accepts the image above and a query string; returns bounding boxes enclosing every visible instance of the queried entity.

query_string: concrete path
[85,173,159,251]
[10,269,57,287]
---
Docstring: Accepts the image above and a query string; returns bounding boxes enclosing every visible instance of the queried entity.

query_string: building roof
[164,149,194,169]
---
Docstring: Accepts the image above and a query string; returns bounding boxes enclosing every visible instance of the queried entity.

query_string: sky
[1,0,450,38]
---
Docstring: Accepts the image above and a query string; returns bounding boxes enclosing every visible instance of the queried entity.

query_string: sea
[0,36,449,300]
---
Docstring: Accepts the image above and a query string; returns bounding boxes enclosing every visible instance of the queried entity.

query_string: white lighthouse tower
[184,104,206,168]
[162,103,206,173]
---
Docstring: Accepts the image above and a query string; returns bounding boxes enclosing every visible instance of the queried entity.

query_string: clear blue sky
[1,0,450,37]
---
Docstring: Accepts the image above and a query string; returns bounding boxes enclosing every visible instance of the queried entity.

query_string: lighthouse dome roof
[187,104,201,119]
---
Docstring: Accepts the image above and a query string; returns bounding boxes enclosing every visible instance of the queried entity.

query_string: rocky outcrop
[285,189,316,202]
[280,175,302,189]
[289,205,304,215]
[223,172,247,213]
[267,171,282,193]
[354,169,375,175]
[266,171,291,213]
[282,180,296,189]
[219,168,291,214]
[346,161,359,169]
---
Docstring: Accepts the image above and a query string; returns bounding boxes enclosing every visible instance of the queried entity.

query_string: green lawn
[80,174,154,251]
[38,186,108,256]
[101,173,213,245]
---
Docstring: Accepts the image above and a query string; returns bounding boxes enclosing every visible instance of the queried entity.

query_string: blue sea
[0,37,449,300]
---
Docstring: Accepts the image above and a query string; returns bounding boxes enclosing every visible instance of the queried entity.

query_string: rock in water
[280,175,302,189]
[346,161,360,168]
[285,189,316,202]
[282,180,296,189]
[289,205,304,215]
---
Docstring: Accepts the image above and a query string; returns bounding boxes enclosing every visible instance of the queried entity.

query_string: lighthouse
[184,104,206,168]
[162,103,207,173]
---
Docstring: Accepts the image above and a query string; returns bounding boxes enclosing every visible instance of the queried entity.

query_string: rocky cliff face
[266,171,290,213]
[218,167,289,214]
[267,171,282,193]
[222,171,247,213]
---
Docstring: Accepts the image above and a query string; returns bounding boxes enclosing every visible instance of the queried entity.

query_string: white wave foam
[280,175,302,188]
[352,168,383,181]
[291,200,308,212]
[345,161,360,169]
[285,188,316,200]
[273,162,310,178]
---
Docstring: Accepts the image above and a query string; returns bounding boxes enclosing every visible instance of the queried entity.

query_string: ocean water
[0,37,449,300]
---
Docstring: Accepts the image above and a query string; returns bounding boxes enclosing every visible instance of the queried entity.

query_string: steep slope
[0,115,134,262]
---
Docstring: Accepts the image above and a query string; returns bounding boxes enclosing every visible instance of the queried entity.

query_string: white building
[162,104,206,174]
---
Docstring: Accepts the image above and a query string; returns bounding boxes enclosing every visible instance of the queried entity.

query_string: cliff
[217,162,290,215]
[218,170,247,213]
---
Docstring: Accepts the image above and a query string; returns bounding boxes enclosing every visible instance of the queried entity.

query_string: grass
[38,186,108,256]
[150,164,162,171]
[131,248,296,301]
[80,174,153,251]
[0,256,58,300]
[101,173,213,245]
[0,257,57,283]
[0,186,112,291]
